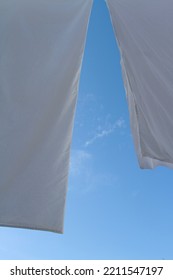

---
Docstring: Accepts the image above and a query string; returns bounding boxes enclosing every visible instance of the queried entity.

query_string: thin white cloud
[69,149,118,193]
[84,127,114,147]
[70,149,92,176]
[115,118,125,128]
[84,117,126,147]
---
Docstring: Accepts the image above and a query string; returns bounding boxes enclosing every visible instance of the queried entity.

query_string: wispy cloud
[84,117,125,147]
[70,149,92,176]
[69,149,118,193]
[115,118,125,128]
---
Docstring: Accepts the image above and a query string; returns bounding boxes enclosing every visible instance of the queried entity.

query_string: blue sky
[1,0,173,260]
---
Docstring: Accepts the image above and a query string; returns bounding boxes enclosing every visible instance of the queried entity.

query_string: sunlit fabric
[0,0,93,233]
[107,0,173,169]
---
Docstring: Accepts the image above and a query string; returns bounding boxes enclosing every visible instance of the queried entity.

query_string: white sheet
[0,0,93,233]
[107,0,173,169]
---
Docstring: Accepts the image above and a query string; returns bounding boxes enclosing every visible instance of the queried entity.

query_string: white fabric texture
[107,0,173,169]
[0,0,93,233]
